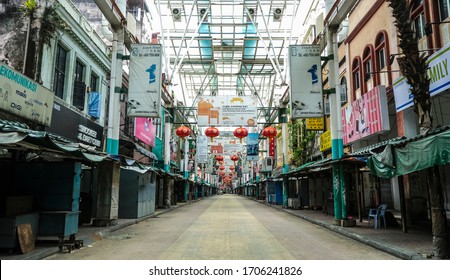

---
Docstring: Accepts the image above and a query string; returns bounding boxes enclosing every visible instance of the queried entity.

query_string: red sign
[341,86,390,145]
[134,118,156,147]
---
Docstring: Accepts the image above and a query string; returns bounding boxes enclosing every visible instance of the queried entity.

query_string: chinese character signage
[320,130,331,151]
[306,118,324,130]
[128,44,162,118]
[289,45,323,119]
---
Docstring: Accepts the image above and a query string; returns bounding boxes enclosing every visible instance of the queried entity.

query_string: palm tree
[389,0,449,259]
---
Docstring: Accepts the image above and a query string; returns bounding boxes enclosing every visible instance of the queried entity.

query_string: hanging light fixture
[205,126,220,142]
[262,126,277,139]
[176,125,191,140]
[229,165,235,170]
[234,126,248,143]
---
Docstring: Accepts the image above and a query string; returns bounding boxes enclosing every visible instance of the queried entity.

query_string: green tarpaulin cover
[367,127,450,178]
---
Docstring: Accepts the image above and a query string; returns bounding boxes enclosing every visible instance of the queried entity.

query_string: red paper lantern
[234,127,248,143]
[229,165,235,170]
[230,155,239,163]
[262,126,277,139]
[215,155,224,162]
[176,125,191,140]
[205,126,220,142]
[219,165,225,170]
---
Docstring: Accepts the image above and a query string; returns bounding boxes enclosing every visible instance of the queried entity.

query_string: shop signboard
[47,101,103,149]
[0,63,54,126]
[393,44,450,112]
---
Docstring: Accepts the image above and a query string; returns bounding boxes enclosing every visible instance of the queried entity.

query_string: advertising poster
[134,117,156,147]
[0,63,54,126]
[246,132,259,161]
[289,45,323,119]
[128,44,162,118]
[197,96,258,126]
[341,85,390,145]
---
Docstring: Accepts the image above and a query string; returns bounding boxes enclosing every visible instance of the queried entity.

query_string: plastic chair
[368,204,387,229]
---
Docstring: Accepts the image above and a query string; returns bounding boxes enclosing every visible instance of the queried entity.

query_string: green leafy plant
[19,0,38,16]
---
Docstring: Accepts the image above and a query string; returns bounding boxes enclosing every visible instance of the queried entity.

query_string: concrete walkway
[0,195,436,260]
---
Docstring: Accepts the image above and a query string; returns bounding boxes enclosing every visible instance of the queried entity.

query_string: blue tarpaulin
[88,92,101,119]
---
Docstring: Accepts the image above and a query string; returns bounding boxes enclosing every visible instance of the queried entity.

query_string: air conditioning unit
[261,157,273,172]
[172,7,182,21]
[273,8,283,21]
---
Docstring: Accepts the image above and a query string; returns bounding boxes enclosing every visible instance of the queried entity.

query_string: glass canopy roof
[151,0,312,110]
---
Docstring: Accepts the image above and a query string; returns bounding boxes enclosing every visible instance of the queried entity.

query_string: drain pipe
[106,0,125,155]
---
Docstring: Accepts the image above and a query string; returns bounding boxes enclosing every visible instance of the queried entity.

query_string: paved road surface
[45,195,399,260]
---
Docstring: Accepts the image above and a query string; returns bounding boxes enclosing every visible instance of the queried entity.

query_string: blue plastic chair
[368,204,387,229]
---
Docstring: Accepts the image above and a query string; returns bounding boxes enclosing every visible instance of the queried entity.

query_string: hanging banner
[196,135,208,163]
[246,133,259,161]
[0,62,54,126]
[128,44,162,118]
[197,96,258,126]
[341,85,390,145]
[289,45,323,119]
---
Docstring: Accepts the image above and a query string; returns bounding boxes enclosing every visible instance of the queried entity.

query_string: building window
[54,44,67,99]
[375,33,387,69]
[413,12,426,39]
[73,60,86,110]
[439,0,450,21]
[352,58,361,101]
[90,73,99,92]
[363,46,375,88]
[340,76,348,104]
